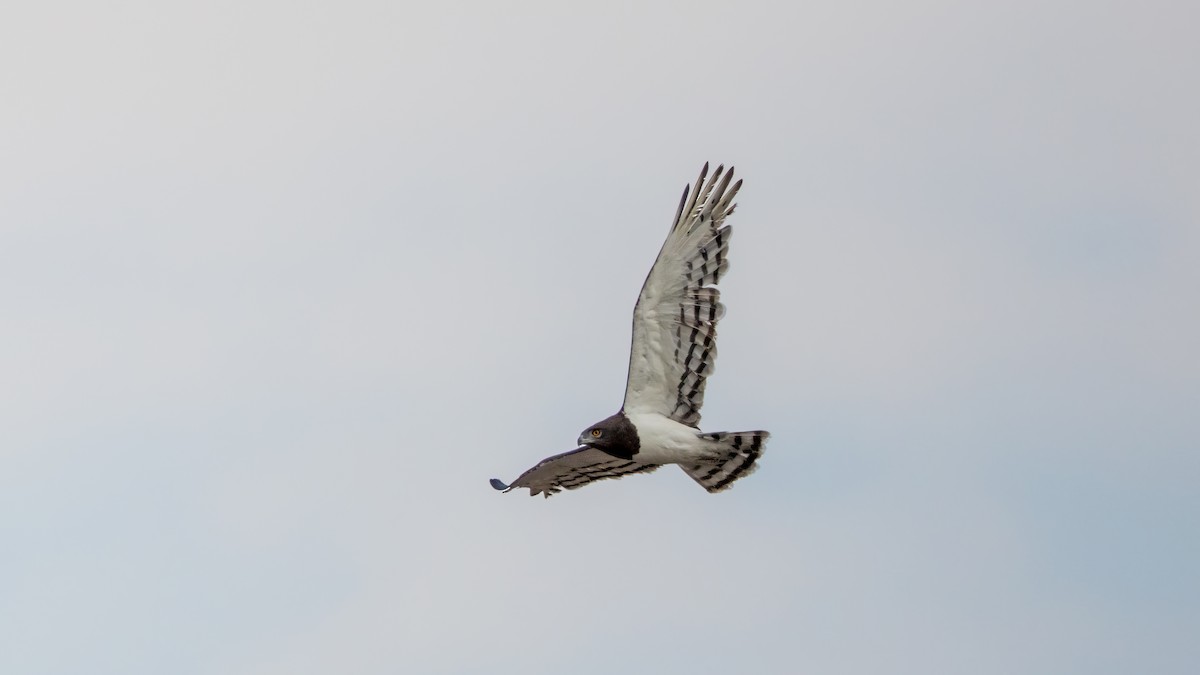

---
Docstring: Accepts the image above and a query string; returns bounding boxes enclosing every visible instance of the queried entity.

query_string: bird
[490,163,769,497]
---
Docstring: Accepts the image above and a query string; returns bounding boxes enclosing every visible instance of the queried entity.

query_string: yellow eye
[590,429,602,438]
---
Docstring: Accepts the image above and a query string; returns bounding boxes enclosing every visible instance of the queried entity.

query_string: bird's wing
[622,163,740,426]
[490,447,660,498]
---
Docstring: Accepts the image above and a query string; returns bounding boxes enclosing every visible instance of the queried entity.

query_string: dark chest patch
[592,412,641,461]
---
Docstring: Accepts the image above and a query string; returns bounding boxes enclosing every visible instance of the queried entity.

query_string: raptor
[491,163,769,497]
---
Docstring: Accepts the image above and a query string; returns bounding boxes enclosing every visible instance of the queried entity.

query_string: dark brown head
[578,412,641,460]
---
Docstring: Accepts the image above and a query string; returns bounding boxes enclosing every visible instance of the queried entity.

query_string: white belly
[627,412,710,465]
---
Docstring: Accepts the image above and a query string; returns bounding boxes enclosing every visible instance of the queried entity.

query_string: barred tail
[680,431,769,493]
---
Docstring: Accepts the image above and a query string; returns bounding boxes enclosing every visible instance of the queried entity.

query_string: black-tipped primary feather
[675,163,709,232]
[714,178,742,217]
[702,167,735,220]
[692,165,724,224]
[672,184,689,233]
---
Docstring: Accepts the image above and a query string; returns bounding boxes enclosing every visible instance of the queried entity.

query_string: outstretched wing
[622,163,740,427]
[490,447,660,498]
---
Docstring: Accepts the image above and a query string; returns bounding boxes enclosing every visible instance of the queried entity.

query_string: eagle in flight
[490,163,769,497]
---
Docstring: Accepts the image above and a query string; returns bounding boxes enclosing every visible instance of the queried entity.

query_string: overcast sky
[2,1,1197,673]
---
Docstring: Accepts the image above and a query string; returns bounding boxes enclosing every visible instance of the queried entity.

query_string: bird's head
[578,423,608,448]
[577,412,640,459]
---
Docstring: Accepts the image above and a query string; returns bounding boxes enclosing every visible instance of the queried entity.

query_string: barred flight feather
[492,446,659,498]
[624,163,741,427]
[680,431,769,493]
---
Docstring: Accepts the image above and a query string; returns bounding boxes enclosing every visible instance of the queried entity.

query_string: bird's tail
[680,430,769,493]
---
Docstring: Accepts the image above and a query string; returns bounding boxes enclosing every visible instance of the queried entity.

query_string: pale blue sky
[2,1,1197,673]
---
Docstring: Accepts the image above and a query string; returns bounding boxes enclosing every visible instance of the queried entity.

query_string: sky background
[2,1,1197,673]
